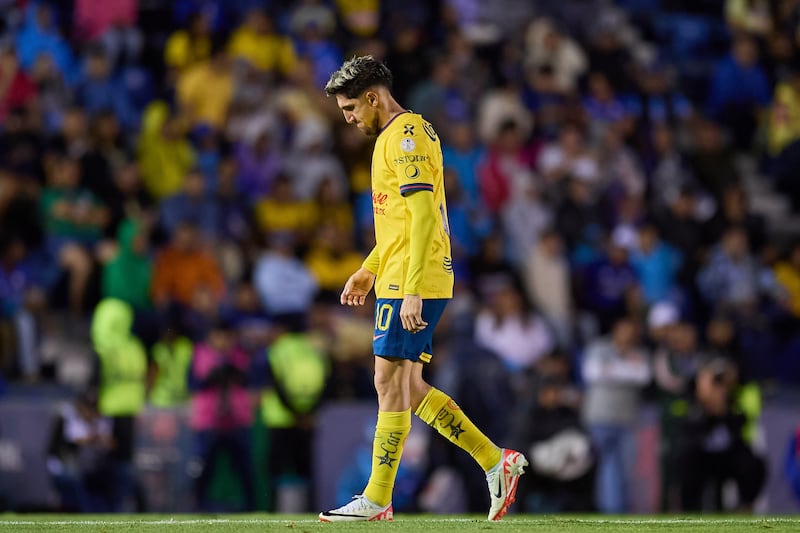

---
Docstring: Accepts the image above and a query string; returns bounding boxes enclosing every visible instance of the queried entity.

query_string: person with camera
[188,318,257,511]
[677,357,767,511]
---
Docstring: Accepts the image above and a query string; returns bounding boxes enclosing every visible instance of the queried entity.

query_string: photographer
[46,390,114,512]
[677,357,766,511]
[510,355,594,512]
[188,318,257,511]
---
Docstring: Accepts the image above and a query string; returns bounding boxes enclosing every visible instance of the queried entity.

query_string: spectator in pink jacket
[188,318,257,511]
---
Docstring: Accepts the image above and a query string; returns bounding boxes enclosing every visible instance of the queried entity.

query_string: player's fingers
[340,291,348,305]
[357,294,366,305]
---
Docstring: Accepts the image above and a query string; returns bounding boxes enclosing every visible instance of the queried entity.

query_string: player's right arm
[340,246,378,306]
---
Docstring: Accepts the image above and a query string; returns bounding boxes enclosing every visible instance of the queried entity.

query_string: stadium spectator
[775,241,800,319]
[629,223,683,305]
[188,318,257,511]
[151,219,225,313]
[74,45,138,131]
[159,169,219,241]
[697,226,761,317]
[15,2,75,82]
[90,298,148,511]
[176,44,234,131]
[523,18,587,94]
[46,390,115,512]
[677,357,767,511]
[474,275,555,372]
[510,355,594,512]
[0,45,37,122]
[40,153,108,315]
[261,322,328,512]
[164,11,213,77]
[578,234,639,334]
[137,101,196,200]
[305,222,364,302]
[234,130,283,199]
[101,218,152,312]
[706,35,771,150]
[0,232,44,380]
[582,317,651,514]
[538,123,598,190]
[503,179,553,267]
[227,8,296,76]
[522,229,573,349]
[687,120,740,205]
[253,231,318,324]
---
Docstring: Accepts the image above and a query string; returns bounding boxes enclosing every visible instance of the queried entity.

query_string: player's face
[336,93,379,136]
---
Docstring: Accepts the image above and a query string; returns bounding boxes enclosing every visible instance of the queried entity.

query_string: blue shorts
[372,298,448,363]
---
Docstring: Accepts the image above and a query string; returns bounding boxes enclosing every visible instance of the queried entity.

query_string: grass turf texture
[1,515,799,532]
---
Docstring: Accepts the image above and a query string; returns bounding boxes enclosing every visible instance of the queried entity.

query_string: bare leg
[409,361,432,412]
[373,356,413,411]
[59,244,92,316]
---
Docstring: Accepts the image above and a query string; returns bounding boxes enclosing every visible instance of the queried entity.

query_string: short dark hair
[324,55,392,98]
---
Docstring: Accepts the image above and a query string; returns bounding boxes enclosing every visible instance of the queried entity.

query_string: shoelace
[341,495,372,512]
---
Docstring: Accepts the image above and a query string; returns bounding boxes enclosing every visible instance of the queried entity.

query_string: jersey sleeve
[385,118,438,197]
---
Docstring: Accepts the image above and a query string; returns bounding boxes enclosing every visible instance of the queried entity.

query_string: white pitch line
[0,517,798,527]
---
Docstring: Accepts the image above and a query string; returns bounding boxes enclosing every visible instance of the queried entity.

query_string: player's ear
[365,91,378,107]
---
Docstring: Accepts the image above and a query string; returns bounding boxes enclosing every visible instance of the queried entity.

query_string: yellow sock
[415,388,501,472]
[363,409,411,506]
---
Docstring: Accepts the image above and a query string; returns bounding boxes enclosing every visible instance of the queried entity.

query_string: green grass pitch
[1,515,799,532]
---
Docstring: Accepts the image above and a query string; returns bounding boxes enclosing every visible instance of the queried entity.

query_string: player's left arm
[400,189,437,333]
[390,119,441,333]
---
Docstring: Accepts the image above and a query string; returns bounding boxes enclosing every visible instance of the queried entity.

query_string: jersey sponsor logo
[405,164,420,179]
[372,191,388,215]
[422,121,437,141]
[403,124,415,136]
[388,284,399,291]
[400,138,416,152]
[393,154,428,165]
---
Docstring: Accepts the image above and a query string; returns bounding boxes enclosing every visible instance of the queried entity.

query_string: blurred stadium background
[1,0,800,517]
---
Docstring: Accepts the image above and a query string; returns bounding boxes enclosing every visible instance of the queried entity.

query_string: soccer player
[319,56,528,522]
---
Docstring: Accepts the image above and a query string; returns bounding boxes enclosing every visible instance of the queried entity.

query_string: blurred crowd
[1,0,800,515]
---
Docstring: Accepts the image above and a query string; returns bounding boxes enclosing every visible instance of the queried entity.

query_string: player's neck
[378,100,408,131]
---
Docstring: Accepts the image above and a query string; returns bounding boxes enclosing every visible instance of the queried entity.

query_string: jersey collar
[378,110,411,137]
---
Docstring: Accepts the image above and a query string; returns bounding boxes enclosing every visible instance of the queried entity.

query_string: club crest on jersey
[405,164,420,179]
[422,122,437,141]
[400,138,416,152]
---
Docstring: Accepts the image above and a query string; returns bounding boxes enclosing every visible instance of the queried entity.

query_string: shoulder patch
[400,138,416,152]
[422,121,437,142]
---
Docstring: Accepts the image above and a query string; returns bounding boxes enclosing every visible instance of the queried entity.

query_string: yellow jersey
[368,112,454,299]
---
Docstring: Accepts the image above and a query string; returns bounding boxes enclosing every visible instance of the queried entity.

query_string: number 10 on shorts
[375,302,393,331]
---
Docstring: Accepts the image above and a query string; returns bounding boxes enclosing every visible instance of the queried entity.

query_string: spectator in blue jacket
[74,46,138,132]
[707,35,771,149]
[15,2,75,83]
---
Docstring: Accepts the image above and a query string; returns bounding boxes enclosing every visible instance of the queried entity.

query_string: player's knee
[373,365,408,398]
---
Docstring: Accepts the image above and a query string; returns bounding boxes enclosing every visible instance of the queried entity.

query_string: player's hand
[340,267,376,306]
[400,294,427,333]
